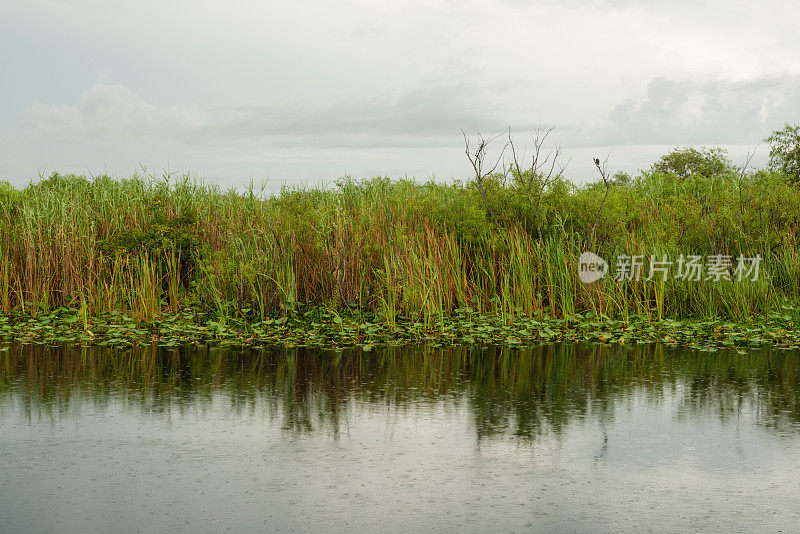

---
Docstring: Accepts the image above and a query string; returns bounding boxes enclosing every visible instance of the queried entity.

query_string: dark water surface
[2,343,800,533]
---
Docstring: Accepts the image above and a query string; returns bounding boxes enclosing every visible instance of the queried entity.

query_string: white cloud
[600,75,800,146]
[27,84,206,140]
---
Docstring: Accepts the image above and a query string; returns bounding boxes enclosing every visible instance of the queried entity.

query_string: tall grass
[1,168,799,324]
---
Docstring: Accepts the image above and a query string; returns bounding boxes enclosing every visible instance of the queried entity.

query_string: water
[1,343,800,533]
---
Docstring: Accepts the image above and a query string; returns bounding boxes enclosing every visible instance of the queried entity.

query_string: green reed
[1,168,799,327]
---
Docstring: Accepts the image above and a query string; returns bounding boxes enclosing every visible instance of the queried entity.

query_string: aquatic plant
[1,150,800,345]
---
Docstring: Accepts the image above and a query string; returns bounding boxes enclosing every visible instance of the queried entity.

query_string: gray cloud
[18,73,800,188]
[25,74,800,159]
[5,0,800,187]
[600,74,800,146]
[205,85,515,148]
[26,82,514,149]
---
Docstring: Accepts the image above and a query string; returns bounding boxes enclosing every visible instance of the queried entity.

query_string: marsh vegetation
[1,126,800,347]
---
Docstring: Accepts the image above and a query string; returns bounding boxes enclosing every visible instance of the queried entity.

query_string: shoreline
[2,307,798,351]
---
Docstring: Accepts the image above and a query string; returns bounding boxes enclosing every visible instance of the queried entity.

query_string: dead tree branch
[462,129,507,230]
[588,156,611,252]
[737,145,757,216]
[506,125,570,236]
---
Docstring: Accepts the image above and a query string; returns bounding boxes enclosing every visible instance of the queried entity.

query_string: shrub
[650,146,735,179]
[764,123,800,184]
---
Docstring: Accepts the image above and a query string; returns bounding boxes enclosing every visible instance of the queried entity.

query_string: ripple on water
[1,343,800,532]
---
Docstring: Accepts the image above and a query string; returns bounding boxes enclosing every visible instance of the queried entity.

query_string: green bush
[650,146,736,179]
[764,123,800,184]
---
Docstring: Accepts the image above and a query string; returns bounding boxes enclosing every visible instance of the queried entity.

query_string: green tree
[651,146,734,178]
[764,123,800,183]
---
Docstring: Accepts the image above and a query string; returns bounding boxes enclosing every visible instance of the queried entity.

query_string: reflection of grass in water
[1,343,799,439]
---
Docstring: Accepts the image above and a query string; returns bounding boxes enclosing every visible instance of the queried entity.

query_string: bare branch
[737,144,758,216]
[504,125,569,239]
[588,155,612,252]
[462,129,508,230]
[739,145,758,179]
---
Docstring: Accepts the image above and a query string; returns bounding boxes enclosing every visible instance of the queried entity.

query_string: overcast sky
[2,0,799,190]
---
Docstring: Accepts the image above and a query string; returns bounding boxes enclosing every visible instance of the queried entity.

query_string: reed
[1,167,799,326]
